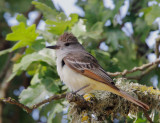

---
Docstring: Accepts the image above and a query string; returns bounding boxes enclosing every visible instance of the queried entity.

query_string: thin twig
[74,84,90,94]
[107,59,160,77]
[0,85,90,113]
[122,36,160,80]
[34,12,43,27]
[0,97,32,113]
[1,82,158,123]
[23,5,35,18]
[31,93,66,109]
[127,64,157,80]
[0,94,66,113]
[106,36,160,80]
[0,5,43,123]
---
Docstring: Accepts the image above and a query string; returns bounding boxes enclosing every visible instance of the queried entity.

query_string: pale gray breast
[56,57,64,81]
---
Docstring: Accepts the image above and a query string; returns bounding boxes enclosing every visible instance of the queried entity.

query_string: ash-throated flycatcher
[47,32,149,110]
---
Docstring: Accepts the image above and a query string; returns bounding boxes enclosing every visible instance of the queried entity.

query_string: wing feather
[63,51,149,110]
[63,51,119,90]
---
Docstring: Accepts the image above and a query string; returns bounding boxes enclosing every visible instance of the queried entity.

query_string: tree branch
[34,12,43,27]
[0,85,89,113]
[107,36,160,80]
[0,7,43,122]
[23,5,35,18]
[127,64,157,80]
[1,78,160,123]
[0,94,66,113]
[107,59,160,77]
[68,78,158,123]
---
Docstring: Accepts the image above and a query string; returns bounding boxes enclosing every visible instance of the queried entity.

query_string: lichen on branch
[68,78,160,123]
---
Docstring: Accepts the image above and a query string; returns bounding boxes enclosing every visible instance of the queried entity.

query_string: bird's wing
[63,51,119,90]
[63,51,149,110]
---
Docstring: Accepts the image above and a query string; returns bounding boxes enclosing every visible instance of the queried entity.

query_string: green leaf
[84,0,108,26]
[46,13,78,35]
[69,14,79,26]
[48,103,63,123]
[30,65,58,85]
[46,20,68,35]
[106,30,126,49]
[135,18,150,42]
[6,23,39,50]
[39,100,64,123]
[31,39,46,51]
[0,48,12,56]
[25,39,46,54]
[30,73,41,85]
[71,19,86,37]
[16,14,27,24]
[6,71,18,83]
[32,1,58,20]
[142,5,160,25]
[19,78,59,107]
[37,30,56,43]
[48,111,63,123]
[87,22,103,39]
[13,50,55,73]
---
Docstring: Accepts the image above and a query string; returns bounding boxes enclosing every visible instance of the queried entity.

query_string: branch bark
[107,59,160,78]
[0,94,66,113]
[0,6,43,123]
[1,78,159,123]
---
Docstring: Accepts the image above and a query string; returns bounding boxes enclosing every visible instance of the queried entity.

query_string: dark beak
[46,45,60,49]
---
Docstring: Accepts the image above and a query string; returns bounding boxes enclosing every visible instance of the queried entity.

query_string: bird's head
[46,32,83,51]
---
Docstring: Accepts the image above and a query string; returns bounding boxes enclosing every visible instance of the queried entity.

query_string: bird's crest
[58,32,78,42]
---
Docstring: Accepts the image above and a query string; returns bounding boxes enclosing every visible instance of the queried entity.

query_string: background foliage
[0,0,160,122]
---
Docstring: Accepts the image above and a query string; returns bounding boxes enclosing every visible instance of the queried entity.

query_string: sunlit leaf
[16,14,27,24]
[32,1,58,20]
[19,77,59,107]
[46,13,78,35]
[71,19,86,37]
[87,22,103,39]
[6,23,38,50]
[13,51,55,73]
[0,48,12,56]
[142,5,160,25]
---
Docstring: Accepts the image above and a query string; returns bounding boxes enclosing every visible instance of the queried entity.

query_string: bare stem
[107,59,160,77]
[0,94,66,113]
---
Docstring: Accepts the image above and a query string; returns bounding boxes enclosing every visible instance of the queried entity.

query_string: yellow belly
[61,65,113,95]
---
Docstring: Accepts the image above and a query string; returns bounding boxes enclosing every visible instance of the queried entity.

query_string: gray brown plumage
[47,32,149,110]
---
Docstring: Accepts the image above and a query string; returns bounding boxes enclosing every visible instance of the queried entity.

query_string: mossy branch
[1,78,159,122]
[68,78,160,123]
[107,59,160,79]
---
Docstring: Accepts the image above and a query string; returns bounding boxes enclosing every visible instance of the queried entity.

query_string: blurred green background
[0,0,160,122]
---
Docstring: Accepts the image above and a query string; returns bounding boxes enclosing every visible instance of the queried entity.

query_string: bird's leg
[73,84,90,94]
[66,84,90,103]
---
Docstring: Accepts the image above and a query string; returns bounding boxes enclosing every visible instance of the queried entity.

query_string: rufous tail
[117,90,149,110]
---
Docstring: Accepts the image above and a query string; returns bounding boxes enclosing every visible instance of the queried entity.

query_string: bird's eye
[65,43,70,46]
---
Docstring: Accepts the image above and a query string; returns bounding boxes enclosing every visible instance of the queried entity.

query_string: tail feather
[118,90,149,110]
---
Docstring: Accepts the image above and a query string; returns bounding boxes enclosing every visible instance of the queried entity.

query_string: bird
[46,32,149,110]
